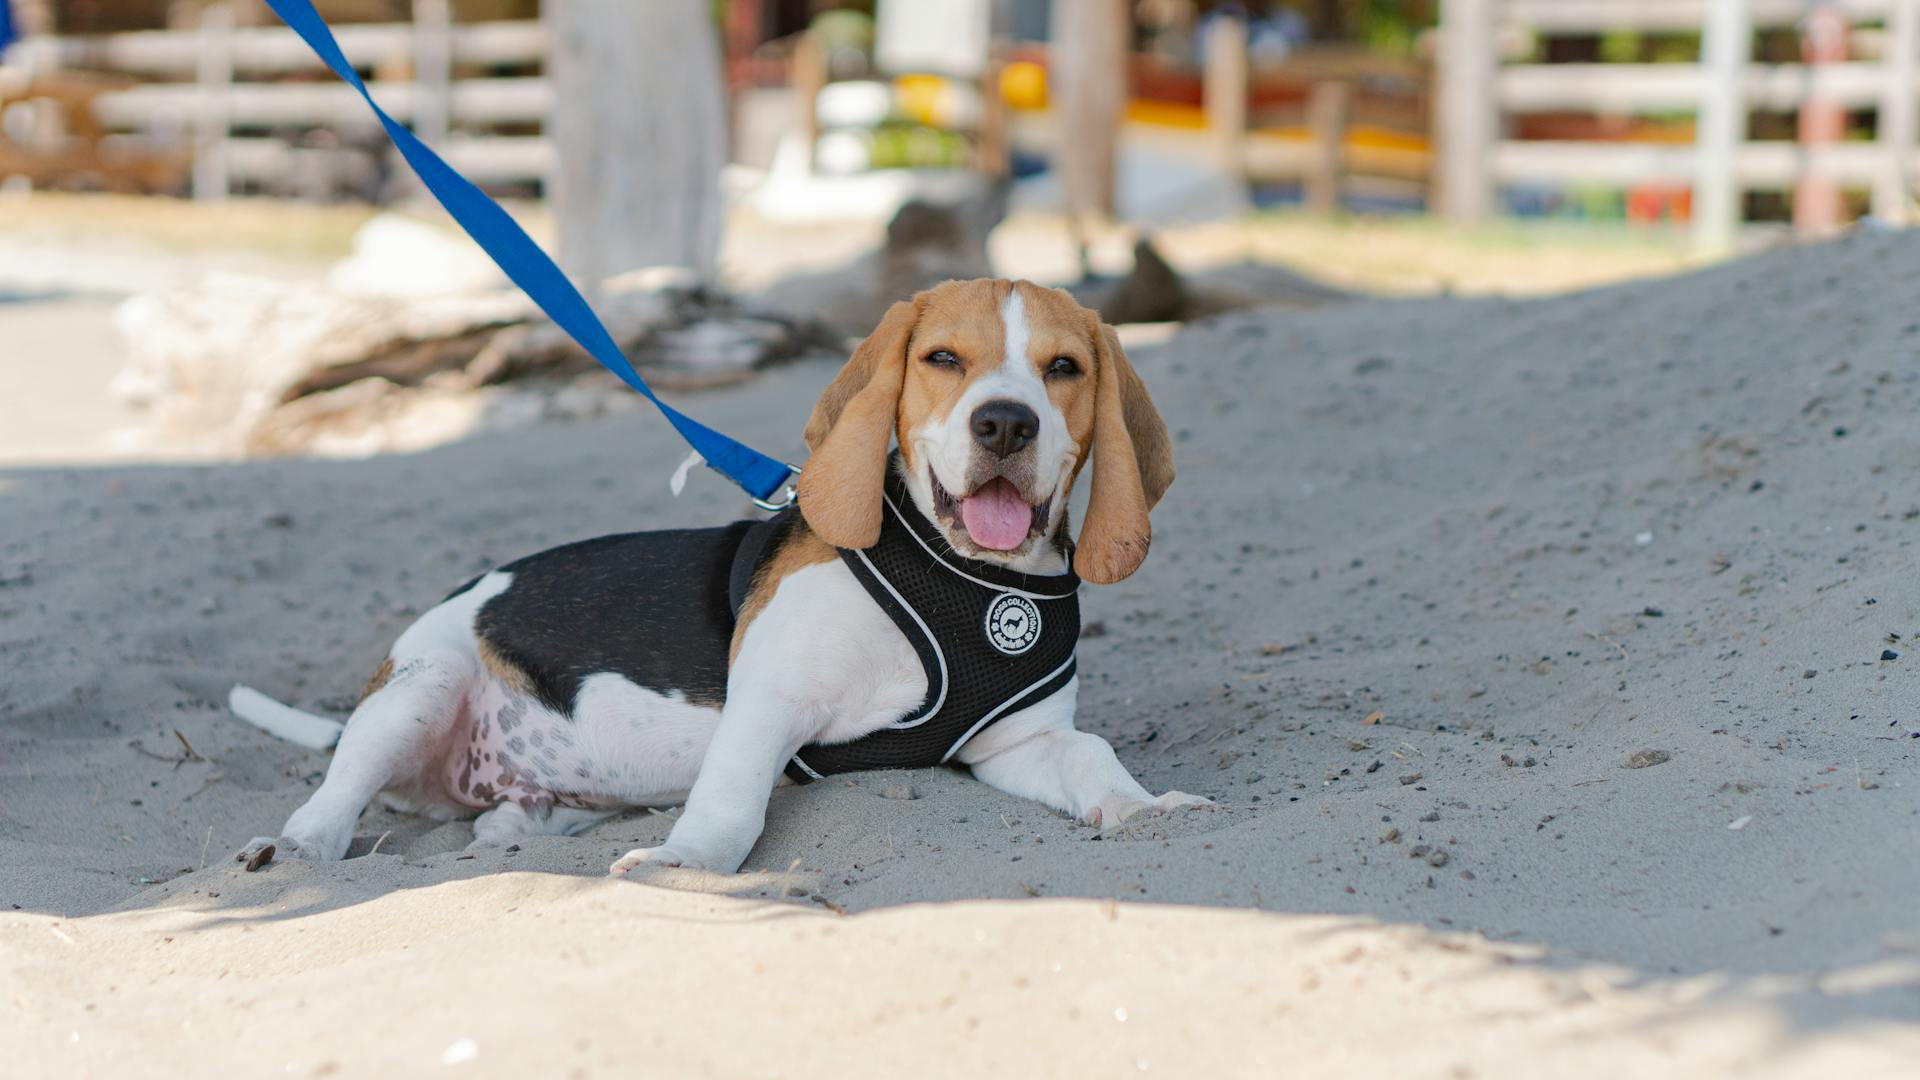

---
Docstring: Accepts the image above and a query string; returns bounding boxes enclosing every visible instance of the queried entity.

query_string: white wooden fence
[7,1,551,199]
[1437,0,1920,250]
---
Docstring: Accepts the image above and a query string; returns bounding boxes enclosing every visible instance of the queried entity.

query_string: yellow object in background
[890,74,985,130]
[1001,60,1048,111]
[895,74,949,126]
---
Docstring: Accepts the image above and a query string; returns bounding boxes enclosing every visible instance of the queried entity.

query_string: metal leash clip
[751,464,803,512]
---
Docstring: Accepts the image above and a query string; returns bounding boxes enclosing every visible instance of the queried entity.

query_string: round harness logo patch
[985,593,1042,655]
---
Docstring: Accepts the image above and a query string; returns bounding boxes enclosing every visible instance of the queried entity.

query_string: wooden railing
[1438,0,1920,249]
[1200,20,1432,211]
[2,1,551,198]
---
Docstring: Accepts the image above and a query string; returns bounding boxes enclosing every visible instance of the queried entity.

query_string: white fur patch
[1002,288,1031,374]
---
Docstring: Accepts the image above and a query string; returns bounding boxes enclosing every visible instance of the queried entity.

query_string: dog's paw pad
[609,847,683,875]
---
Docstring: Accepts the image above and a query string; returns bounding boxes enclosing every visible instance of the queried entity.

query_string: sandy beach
[3,226,1918,1076]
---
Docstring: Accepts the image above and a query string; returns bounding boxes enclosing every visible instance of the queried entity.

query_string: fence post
[1305,80,1351,214]
[1693,0,1750,256]
[979,47,1009,176]
[193,0,234,202]
[1436,0,1495,222]
[1876,0,1918,223]
[1793,4,1849,236]
[1202,15,1247,177]
[414,0,453,151]
[789,28,825,152]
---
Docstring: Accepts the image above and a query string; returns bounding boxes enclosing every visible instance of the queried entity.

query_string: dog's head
[795,278,1173,584]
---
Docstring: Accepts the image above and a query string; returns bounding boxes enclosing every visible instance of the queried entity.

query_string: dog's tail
[229,685,344,751]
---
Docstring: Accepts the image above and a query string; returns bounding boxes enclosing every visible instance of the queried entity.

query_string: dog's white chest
[733,560,928,746]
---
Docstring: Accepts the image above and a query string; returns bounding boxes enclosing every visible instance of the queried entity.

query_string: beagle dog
[236,278,1207,876]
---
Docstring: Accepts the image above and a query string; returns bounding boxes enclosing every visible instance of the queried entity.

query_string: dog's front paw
[1087,790,1216,832]
[234,834,325,870]
[1152,790,1216,814]
[235,837,280,871]
[609,845,678,875]
[611,844,737,875]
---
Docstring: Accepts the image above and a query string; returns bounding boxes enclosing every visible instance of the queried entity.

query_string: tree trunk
[1049,0,1128,230]
[545,0,726,287]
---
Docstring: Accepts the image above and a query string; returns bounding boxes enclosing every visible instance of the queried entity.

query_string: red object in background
[1794,5,1849,233]
[1626,184,1693,224]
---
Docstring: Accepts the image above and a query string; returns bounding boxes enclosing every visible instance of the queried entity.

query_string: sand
[4,229,1919,1075]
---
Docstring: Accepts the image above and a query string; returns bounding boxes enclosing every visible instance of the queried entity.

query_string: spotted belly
[442,671,724,813]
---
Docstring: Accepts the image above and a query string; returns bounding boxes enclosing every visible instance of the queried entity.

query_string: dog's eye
[924,350,960,369]
[1046,356,1081,378]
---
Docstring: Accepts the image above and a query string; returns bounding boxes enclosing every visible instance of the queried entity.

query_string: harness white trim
[939,653,1078,764]
[882,491,1078,600]
[851,542,951,731]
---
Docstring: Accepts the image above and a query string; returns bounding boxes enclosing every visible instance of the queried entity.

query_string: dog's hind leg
[243,652,473,863]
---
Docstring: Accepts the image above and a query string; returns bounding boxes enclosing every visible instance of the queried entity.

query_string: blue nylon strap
[261,0,797,502]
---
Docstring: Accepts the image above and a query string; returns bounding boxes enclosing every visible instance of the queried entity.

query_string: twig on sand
[367,830,394,856]
[182,771,225,802]
[199,825,213,870]
[172,729,205,762]
[778,857,804,901]
[1572,777,1613,788]
[129,740,184,765]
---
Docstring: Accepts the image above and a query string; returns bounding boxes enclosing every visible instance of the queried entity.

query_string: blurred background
[1,0,1913,465]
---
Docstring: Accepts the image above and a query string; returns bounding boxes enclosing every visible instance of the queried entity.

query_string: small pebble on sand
[1625,749,1670,769]
[879,784,919,801]
[1882,649,1900,662]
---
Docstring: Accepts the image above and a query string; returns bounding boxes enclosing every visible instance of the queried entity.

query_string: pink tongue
[959,479,1032,550]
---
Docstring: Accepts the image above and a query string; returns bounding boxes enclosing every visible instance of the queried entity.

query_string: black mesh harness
[726,464,1081,783]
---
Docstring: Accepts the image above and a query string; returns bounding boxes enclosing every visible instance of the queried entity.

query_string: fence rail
[1501,0,1894,32]
[1498,61,1889,113]
[90,76,551,129]
[12,19,544,77]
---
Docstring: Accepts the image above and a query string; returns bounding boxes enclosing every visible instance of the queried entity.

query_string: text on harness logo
[984,592,1042,655]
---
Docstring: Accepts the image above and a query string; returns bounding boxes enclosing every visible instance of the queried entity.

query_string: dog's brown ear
[1074,322,1174,584]
[798,299,919,548]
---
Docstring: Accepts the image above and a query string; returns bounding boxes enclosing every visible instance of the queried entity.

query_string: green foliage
[1598,31,1642,64]
[1351,0,1437,56]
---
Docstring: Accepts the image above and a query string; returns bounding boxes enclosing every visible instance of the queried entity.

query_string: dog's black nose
[970,400,1039,458]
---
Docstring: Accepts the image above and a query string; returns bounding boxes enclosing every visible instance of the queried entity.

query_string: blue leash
[261,0,798,507]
